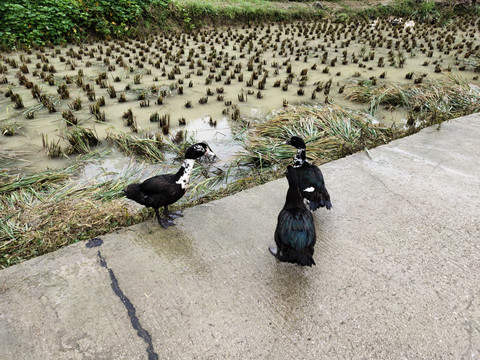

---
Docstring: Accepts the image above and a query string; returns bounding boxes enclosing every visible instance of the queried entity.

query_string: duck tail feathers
[308,198,332,211]
[280,248,316,267]
[124,183,146,205]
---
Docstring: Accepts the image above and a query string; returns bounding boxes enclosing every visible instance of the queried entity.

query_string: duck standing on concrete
[124,143,216,228]
[270,166,316,266]
[285,136,332,211]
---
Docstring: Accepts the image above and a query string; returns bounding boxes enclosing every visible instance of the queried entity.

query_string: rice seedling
[62,110,78,126]
[89,103,100,116]
[345,75,480,128]
[64,126,99,154]
[159,114,170,135]
[123,108,134,126]
[97,96,106,107]
[150,112,160,122]
[163,130,197,160]
[42,134,63,158]
[171,130,184,144]
[11,93,24,109]
[228,104,241,121]
[69,97,82,111]
[108,85,117,98]
[1,121,21,136]
[345,81,411,107]
[137,91,147,101]
[87,88,96,101]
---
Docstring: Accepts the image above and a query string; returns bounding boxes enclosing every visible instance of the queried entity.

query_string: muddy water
[1,18,479,174]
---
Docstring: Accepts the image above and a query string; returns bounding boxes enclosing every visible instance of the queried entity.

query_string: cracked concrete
[1,113,480,359]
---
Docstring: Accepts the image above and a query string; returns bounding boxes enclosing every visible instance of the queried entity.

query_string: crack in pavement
[90,240,158,360]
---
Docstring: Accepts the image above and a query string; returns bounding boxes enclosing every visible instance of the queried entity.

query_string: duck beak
[284,139,291,145]
[204,146,218,162]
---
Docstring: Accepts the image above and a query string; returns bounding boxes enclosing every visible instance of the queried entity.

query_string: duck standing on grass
[124,143,216,228]
[285,136,332,211]
[269,166,317,267]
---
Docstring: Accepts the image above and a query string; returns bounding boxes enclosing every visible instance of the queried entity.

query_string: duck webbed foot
[164,207,183,219]
[158,217,175,229]
[155,209,175,228]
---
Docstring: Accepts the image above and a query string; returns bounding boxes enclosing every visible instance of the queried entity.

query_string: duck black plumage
[124,143,215,228]
[286,136,332,211]
[269,166,316,266]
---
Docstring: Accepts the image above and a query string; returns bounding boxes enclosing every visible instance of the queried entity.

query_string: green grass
[0,0,149,48]
[175,0,323,28]
[2,0,479,48]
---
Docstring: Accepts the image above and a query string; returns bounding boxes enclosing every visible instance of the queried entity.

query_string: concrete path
[1,114,480,359]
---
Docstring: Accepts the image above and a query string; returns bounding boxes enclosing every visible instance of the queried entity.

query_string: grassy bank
[167,0,323,29]
[2,0,480,49]
[0,0,324,49]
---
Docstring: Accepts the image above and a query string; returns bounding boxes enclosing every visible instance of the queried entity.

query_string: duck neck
[293,148,306,168]
[284,186,305,209]
[176,159,195,189]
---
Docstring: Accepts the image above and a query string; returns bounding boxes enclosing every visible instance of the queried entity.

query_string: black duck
[269,166,317,266]
[286,136,332,211]
[124,143,215,228]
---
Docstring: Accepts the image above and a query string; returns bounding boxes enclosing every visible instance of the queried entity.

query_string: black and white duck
[269,165,316,266]
[285,136,332,211]
[124,143,216,228]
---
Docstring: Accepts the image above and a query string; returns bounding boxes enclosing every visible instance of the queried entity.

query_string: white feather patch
[176,159,195,189]
[303,187,315,192]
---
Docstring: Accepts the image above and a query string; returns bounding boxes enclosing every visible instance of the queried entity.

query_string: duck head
[285,136,306,167]
[285,136,306,149]
[185,142,217,161]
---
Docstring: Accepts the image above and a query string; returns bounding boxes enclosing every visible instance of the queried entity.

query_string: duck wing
[298,164,332,210]
[140,174,177,195]
[139,174,184,207]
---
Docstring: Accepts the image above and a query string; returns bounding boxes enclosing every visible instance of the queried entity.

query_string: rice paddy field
[1,4,480,267]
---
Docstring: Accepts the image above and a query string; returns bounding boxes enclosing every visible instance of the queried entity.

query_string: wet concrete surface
[1,114,480,359]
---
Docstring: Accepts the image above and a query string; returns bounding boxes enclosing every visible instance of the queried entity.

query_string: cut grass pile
[345,76,480,127]
[106,130,197,162]
[235,104,404,168]
[0,153,152,268]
